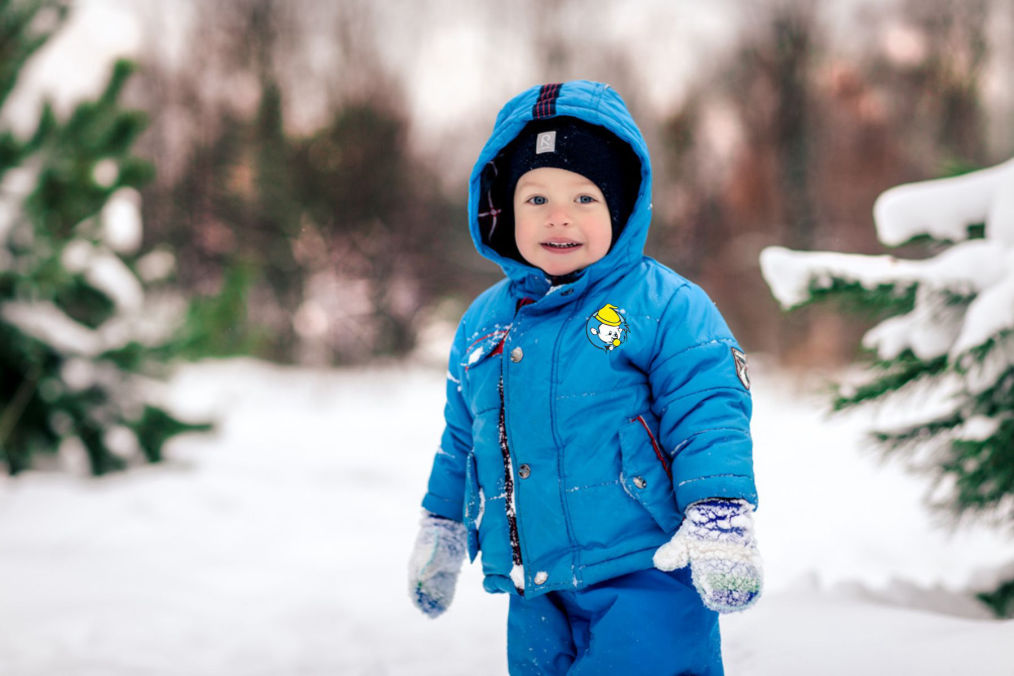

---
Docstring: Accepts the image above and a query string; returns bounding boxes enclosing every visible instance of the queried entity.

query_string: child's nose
[547,206,572,226]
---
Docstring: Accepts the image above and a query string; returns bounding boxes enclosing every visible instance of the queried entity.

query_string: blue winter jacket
[422,80,756,598]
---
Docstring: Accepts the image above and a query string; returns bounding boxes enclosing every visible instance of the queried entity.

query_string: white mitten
[653,498,762,613]
[408,511,467,618]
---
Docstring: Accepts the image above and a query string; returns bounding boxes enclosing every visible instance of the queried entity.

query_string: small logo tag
[731,347,750,390]
[536,131,556,154]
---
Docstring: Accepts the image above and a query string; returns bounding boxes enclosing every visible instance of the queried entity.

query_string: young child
[408,80,761,675]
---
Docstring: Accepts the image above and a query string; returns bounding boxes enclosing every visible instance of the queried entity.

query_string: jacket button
[534,571,548,585]
[633,476,647,489]
[518,463,531,479]
[510,347,523,362]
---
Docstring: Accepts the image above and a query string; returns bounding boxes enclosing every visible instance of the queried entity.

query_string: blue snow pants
[506,567,723,676]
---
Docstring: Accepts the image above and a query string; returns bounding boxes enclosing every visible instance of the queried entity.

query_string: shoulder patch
[731,347,750,390]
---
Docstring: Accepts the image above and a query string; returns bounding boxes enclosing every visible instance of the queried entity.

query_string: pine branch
[833,352,948,409]
[872,413,964,450]
[946,420,1014,517]
[799,277,916,319]
[978,576,1014,618]
[0,361,40,448]
[0,1,69,111]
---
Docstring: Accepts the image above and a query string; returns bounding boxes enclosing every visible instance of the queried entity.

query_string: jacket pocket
[463,450,483,561]
[461,328,509,415]
[618,415,681,532]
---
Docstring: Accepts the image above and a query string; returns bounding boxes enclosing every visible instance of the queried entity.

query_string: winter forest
[2,0,1014,674]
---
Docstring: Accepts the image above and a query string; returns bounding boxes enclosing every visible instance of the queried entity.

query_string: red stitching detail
[462,298,533,370]
[465,329,508,352]
[463,329,510,370]
[635,415,671,479]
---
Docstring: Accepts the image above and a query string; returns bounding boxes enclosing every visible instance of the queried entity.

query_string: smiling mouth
[541,241,582,250]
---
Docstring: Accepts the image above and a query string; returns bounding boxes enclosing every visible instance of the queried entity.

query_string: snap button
[633,476,647,489]
[510,347,524,362]
[534,571,548,585]
[518,463,531,479]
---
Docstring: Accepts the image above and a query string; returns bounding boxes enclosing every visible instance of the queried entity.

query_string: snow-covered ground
[1,358,1013,675]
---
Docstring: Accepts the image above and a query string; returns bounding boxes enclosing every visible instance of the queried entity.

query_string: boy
[408,80,761,675]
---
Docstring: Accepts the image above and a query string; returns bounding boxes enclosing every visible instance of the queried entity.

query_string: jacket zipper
[497,376,524,587]
[497,297,534,590]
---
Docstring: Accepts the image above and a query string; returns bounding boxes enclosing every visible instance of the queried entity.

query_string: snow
[951,270,1014,356]
[91,158,120,188]
[871,158,1014,360]
[859,370,965,436]
[961,333,1014,398]
[0,289,172,358]
[860,286,964,361]
[762,157,1014,362]
[760,240,1006,314]
[100,187,143,255]
[721,579,1014,675]
[956,416,1001,442]
[60,239,145,311]
[85,251,145,312]
[1,301,108,356]
[136,248,176,283]
[2,358,1013,675]
[872,158,1014,247]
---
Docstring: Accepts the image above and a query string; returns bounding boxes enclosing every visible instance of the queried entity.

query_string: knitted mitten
[408,511,467,618]
[653,498,762,613]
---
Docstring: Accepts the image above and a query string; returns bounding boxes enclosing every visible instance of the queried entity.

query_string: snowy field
[1,357,1013,676]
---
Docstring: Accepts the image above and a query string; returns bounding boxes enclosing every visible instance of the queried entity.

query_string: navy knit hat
[485,116,641,261]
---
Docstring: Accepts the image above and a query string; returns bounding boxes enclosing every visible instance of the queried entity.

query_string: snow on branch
[952,273,1014,357]
[761,247,910,309]
[1,301,108,356]
[873,158,1014,247]
[762,156,1014,360]
[759,240,1005,312]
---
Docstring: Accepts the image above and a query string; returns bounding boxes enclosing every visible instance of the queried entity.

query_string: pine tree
[760,159,1014,614]
[1,0,208,475]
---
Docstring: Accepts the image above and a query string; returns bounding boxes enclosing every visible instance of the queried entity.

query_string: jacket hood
[468,81,652,296]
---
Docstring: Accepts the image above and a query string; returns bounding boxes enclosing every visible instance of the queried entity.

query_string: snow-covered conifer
[761,159,1014,527]
[1,2,206,475]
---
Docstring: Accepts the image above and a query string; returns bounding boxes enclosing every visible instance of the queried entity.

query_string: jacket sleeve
[648,283,757,512]
[421,319,474,521]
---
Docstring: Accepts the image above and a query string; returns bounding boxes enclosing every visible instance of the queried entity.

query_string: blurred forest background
[47,0,1014,364]
[3,0,1014,474]
[114,0,1014,367]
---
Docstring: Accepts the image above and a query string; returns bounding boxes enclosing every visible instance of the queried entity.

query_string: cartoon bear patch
[586,303,630,351]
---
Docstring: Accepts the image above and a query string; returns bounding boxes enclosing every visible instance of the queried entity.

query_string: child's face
[513,167,612,277]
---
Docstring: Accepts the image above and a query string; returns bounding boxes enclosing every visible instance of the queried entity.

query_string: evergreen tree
[760,159,1014,613]
[0,1,207,475]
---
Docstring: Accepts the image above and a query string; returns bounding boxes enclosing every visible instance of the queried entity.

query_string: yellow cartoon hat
[593,304,623,326]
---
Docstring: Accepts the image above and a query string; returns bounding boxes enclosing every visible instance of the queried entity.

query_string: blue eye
[578,195,596,204]
[529,195,547,205]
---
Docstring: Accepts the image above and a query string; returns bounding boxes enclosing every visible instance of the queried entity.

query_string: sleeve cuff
[422,493,464,522]
[676,475,758,513]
